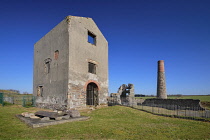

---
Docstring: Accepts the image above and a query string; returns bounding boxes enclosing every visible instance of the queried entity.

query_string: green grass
[168,95,210,102]
[0,105,210,139]
[0,89,33,97]
[3,101,13,106]
[136,96,156,100]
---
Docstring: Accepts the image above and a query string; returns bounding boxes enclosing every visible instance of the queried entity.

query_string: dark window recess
[45,62,50,73]
[88,31,96,45]
[37,86,43,96]
[44,58,52,74]
[54,50,59,60]
[88,62,96,74]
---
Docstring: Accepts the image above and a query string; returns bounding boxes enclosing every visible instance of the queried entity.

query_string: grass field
[168,95,210,102]
[0,89,19,94]
[0,89,32,97]
[0,105,210,139]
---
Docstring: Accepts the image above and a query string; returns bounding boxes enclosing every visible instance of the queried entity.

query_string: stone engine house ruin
[33,16,108,110]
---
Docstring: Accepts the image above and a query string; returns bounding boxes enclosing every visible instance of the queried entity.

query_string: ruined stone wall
[34,19,69,110]
[142,99,204,110]
[67,17,108,109]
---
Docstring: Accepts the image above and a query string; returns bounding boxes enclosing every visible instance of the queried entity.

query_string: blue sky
[0,0,210,95]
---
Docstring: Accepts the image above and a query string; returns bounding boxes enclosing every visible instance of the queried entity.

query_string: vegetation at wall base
[0,105,210,139]
[3,101,13,106]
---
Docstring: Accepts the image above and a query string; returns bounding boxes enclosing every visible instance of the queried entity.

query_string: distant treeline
[135,94,146,97]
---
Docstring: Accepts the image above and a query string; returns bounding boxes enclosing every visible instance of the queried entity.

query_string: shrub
[3,101,13,106]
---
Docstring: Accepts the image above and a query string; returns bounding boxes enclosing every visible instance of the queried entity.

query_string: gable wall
[67,17,108,109]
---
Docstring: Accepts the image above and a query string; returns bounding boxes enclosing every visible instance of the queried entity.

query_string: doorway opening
[86,82,98,106]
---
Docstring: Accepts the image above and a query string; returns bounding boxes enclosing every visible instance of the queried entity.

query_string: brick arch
[84,80,100,91]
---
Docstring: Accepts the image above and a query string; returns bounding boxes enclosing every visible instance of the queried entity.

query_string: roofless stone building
[33,16,108,110]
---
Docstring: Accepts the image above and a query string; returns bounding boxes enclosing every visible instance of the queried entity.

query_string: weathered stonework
[108,84,136,106]
[141,99,204,110]
[34,16,108,110]
[157,60,167,99]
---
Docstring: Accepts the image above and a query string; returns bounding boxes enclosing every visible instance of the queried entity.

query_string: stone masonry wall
[34,19,69,110]
[141,99,204,110]
[67,16,108,109]
[157,60,167,99]
[67,71,108,109]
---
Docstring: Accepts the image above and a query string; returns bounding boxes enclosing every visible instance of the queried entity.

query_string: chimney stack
[157,60,167,99]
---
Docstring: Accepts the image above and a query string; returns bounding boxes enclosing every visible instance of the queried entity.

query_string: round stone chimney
[157,60,167,99]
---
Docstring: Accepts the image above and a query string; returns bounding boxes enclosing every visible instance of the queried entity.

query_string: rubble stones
[35,111,59,119]
[23,113,31,117]
[65,110,81,118]
[21,112,34,118]
[57,111,63,114]
[16,114,90,128]
[57,111,65,116]
[55,117,63,120]
[20,110,81,122]
[41,117,50,121]
[62,115,70,119]
[30,115,40,119]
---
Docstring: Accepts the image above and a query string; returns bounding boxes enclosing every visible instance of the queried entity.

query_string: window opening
[37,86,43,96]
[88,62,96,74]
[88,31,96,45]
[54,50,59,60]
[44,58,52,74]
[45,62,50,73]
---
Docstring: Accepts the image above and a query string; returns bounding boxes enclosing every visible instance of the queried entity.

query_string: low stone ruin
[140,99,205,110]
[108,83,136,106]
[16,110,89,128]
[21,110,81,120]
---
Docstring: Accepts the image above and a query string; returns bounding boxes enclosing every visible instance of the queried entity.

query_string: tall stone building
[33,16,108,110]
